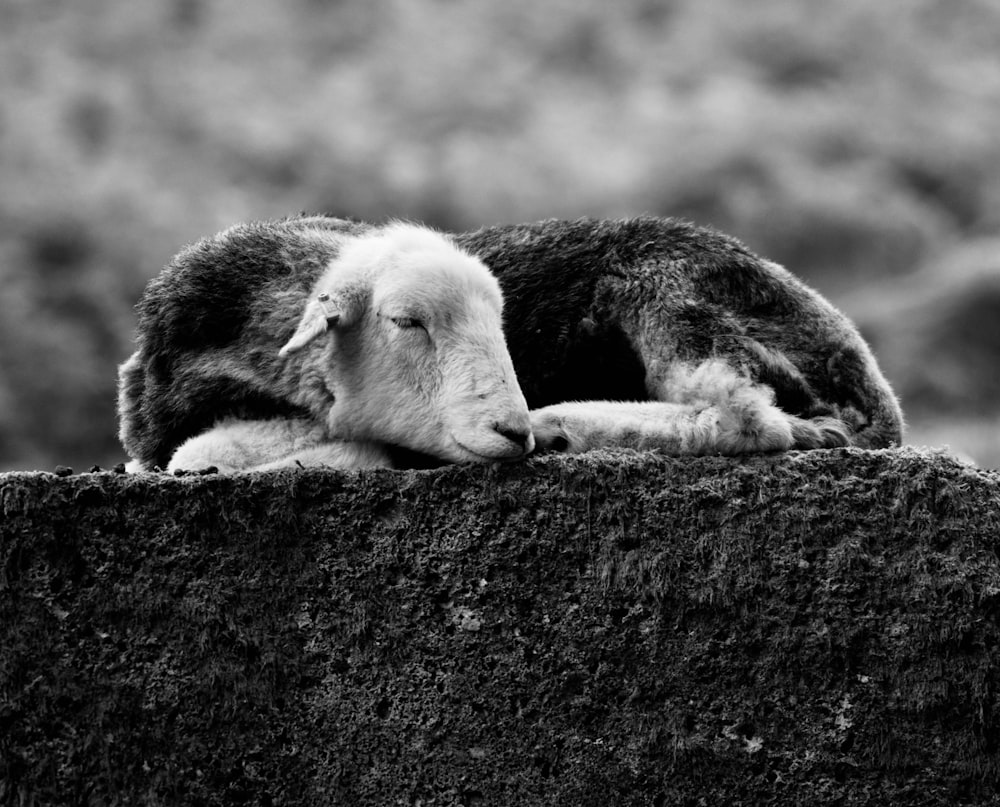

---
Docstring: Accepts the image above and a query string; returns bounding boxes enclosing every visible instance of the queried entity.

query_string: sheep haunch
[117,215,903,472]
[454,216,903,454]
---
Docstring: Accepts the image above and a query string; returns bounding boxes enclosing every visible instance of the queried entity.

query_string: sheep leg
[252,442,393,471]
[166,417,392,472]
[530,360,849,456]
[529,396,790,456]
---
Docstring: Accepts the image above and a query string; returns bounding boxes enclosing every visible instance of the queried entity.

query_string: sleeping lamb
[117,215,903,472]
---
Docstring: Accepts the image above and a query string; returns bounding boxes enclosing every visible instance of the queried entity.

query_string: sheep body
[118,215,903,471]
[453,216,903,452]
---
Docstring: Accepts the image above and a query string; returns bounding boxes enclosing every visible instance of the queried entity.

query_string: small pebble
[89,465,102,473]
[198,466,219,475]
[54,466,74,477]
[112,463,127,474]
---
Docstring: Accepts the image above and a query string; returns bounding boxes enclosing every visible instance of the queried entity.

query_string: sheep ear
[279,295,341,357]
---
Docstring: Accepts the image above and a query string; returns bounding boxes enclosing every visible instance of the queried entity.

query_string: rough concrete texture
[2,447,1000,806]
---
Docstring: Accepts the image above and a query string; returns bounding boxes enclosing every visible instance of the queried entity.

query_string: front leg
[166,417,392,472]
[253,441,393,471]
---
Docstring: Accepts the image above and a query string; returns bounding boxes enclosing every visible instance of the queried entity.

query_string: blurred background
[1,0,999,471]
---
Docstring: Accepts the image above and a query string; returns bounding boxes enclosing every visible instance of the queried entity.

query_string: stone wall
[2,448,999,805]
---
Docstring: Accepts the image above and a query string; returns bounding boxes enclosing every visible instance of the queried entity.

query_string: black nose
[494,423,531,450]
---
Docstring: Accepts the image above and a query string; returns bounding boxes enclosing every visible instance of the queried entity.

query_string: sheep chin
[448,435,530,464]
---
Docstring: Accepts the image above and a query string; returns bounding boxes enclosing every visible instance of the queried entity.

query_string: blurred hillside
[1,0,999,470]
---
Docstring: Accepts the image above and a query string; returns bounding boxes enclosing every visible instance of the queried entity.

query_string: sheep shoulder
[118,217,367,470]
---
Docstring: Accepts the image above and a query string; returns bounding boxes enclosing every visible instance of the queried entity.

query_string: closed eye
[391,316,425,330]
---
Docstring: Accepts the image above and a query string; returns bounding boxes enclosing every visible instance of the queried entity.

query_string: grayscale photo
[2,2,999,804]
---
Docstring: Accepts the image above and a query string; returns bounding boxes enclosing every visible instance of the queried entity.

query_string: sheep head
[279,223,534,463]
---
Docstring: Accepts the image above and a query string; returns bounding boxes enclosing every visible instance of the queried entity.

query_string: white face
[330,260,533,462]
[284,228,534,463]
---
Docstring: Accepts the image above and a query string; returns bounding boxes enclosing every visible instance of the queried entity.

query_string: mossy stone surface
[2,448,1000,805]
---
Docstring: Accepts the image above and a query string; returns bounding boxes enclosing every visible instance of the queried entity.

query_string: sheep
[118,218,534,472]
[118,214,903,472]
